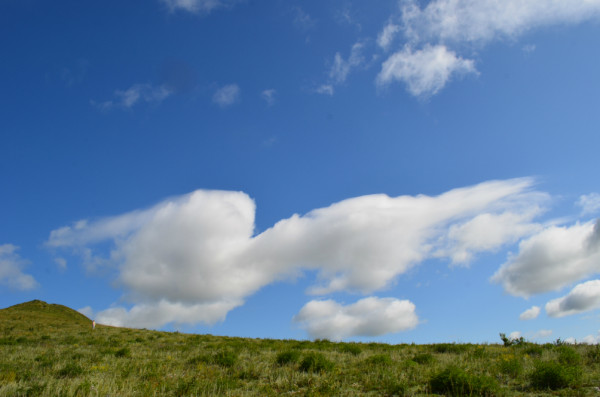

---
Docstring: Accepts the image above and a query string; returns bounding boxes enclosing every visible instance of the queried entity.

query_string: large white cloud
[293,297,418,341]
[47,178,547,328]
[546,280,600,318]
[376,44,476,98]
[0,244,38,290]
[492,220,600,297]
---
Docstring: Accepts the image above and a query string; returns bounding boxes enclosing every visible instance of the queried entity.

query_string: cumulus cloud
[293,297,418,341]
[578,193,600,215]
[492,219,600,297]
[519,306,540,320]
[92,84,172,110]
[213,84,240,107]
[546,280,600,318]
[376,45,477,98]
[0,244,38,290]
[48,178,547,329]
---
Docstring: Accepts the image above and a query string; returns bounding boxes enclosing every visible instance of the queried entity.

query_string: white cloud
[508,331,522,340]
[261,89,276,106]
[581,331,600,344]
[0,244,38,290]
[77,306,94,319]
[293,297,418,341]
[54,257,67,270]
[399,0,600,45]
[48,178,547,329]
[328,43,364,85]
[212,84,240,107]
[532,329,553,340]
[492,219,600,297]
[519,306,541,320]
[578,193,600,215]
[93,83,172,110]
[377,23,400,50]
[315,84,334,96]
[161,0,226,14]
[292,7,315,31]
[546,280,600,318]
[376,45,477,98]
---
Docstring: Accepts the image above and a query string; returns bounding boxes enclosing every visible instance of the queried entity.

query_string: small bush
[429,366,499,396]
[275,350,300,366]
[587,345,600,364]
[528,360,581,390]
[338,343,362,356]
[521,344,543,357]
[497,355,523,378]
[412,353,435,365]
[115,347,131,358]
[213,350,238,368]
[556,346,581,366]
[299,352,334,373]
[431,343,469,354]
[365,354,393,366]
[56,363,84,378]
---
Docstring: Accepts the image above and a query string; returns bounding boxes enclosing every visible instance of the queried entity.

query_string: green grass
[1,300,600,396]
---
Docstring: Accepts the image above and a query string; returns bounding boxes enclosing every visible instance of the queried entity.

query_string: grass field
[1,300,599,396]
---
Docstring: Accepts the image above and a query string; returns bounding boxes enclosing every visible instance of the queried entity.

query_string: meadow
[1,300,599,396]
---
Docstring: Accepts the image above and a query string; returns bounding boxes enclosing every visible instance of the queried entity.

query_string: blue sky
[1,0,600,344]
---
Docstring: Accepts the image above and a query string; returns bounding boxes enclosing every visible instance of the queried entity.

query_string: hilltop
[0,299,92,336]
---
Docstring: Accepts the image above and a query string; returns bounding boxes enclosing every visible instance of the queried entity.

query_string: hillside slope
[0,299,92,336]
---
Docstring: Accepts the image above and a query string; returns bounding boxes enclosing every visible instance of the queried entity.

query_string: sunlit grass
[1,300,599,396]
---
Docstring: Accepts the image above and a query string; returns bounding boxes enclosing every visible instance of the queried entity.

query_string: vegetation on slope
[1,300,600,396]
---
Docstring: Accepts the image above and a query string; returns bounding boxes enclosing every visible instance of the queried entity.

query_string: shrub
[411,353,435,365]
[275,350,300,366]
[338,343,362,356]
[528,360,581,390]
[213,350,238,368]
[587,345,600,364]
[556,346,581,366]
[521,344,543,357]
[56,363,84,378]
[299,352,334,373]
[429,366,499,396]
[497,355,523,378]
[115,347,131,358]
[365,354,393,366]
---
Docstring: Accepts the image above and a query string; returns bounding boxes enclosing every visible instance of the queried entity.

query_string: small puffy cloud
[160,0,229,14]
[508,331,522,340]
[377,23,400,51]
[93,84,172,110]
[0,244,38,290]
[261,89,276,106]
[578,193,600,215]
[581,331,600,344]
[519,306,541,320]
[293,297,418,341]
[48,178,547,329]
[492,220,600,297]
[212,84,240,107]
[377,45,477,98]
[546,280,600,318]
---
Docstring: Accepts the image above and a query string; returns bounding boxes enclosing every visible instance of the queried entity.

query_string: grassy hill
[0,300,599,396]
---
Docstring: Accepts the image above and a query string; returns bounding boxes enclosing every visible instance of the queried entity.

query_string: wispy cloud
[213,84,240,107]
[160,0,231,14]
[316,42,365,96]
[261,89,276,106]
[0,244,38,291]
[294,297,418,341]
[47,178,549,330]
[375,0,600,97]
[292,6,315,31]
[578,193,600,216]
[92,83,172,111]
